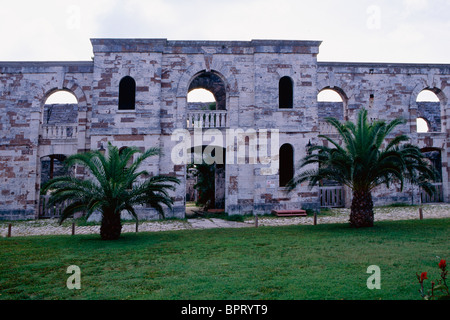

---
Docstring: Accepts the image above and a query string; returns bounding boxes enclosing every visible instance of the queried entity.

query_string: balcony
[41,124,78,140]
[186,111,228,129]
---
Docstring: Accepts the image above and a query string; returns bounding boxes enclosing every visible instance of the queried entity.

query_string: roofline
[318,61,450,69]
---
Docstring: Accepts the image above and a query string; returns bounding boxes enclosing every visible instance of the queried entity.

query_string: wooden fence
[320,186,345,208]
[421,183,444,203]
[39,195,65,218]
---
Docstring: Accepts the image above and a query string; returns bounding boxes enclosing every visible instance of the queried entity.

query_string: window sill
[117,109,136,114]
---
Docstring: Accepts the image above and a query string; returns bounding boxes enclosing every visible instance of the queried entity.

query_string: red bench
[272,209,307,217]
[207,209,225,213]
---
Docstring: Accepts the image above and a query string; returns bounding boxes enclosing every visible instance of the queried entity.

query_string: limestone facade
[0,39,449,220]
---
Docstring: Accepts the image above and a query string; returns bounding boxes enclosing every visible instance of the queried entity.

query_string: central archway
[188,71,227,110]
[186,145,226,212]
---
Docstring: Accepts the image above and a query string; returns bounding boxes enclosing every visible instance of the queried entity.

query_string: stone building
[0,38,449,220]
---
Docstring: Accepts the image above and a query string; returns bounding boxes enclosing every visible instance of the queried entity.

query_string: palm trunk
[350,190,374,228]
[100,208,122,240]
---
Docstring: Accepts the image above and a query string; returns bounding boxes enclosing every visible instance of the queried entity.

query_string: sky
[1,0,449,64]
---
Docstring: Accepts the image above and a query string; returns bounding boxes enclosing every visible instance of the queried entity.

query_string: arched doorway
[39,154,68,218]
[420,148,443,203]
[185,145,226,216]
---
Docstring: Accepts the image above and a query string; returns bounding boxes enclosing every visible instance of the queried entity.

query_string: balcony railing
[186,111,228,129]
[41,124,78,140]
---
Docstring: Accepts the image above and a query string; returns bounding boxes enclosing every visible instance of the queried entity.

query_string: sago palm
[41,143,180,240]
[287,108,437,228]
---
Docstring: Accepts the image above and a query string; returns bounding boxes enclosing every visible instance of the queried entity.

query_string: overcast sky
[1,0,449,64]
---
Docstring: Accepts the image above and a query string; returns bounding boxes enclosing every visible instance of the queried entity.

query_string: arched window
[45,90,78,104]
[187,88,217,110]
[317,88,345,122]
[119,76,136,110]
[188,71,226,110]
[279,76,293,109]
[43,90,78,125]
[279,143,294,187]
[317,89,343,103]
[416,117,429,133]
[416,89,441,132]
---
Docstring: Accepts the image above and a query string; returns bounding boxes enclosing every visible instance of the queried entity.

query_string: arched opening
[187,88,217,110]
[43,90,78,125]
[279,76,293,109]
[39,154,68,218]
[318,89,343,102]
[119,76,136,110]
[45,90,78,104]
[188,71,226,110]
[318,88,344,121]
[417,90,440,102]
[416,89,441,132]
[279,143,294,187]
[416,117,430,133]
[186,145,226,215]
[420,148,443,203]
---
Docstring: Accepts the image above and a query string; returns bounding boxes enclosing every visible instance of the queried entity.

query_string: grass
[0,218,449,300]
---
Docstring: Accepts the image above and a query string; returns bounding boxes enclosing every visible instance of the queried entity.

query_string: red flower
[420,272,428,282]
[438,259,446,270]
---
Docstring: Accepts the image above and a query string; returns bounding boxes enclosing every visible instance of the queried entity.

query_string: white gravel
[1,204,449,237]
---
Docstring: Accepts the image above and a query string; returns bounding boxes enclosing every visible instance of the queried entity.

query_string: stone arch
[317,77,353,101]
[410,80,448,107]
[410,79,448,133]
[188,71,227,110]
[40,79,88,114]
[317,85,349,103]
[176,62,238,129]
[176,61,239,98]
[317,86,348,121]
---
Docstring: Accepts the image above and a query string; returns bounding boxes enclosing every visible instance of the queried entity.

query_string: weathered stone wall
[0,62,92,219]
[0,39,449,220]
[317,62,450,206]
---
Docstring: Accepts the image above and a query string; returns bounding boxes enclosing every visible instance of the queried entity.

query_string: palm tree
[287,108,437,228]
[41,143,180,240]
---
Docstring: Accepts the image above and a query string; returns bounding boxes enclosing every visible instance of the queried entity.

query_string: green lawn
[0,218,449,300]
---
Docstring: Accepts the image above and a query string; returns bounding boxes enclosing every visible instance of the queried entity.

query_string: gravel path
[1,204,449,238]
